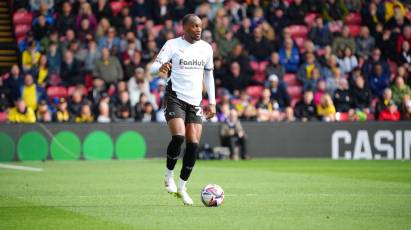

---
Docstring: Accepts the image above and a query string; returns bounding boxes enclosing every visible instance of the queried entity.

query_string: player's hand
[159,62,172,74]
[204,104,216,120]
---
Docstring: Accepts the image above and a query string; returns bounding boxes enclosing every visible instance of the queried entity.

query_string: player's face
[185,17,202,41]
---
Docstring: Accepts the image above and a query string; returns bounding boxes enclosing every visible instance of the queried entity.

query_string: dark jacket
[350,85,372,109]
[294,100,317,121]
[333,88,353,112]
[61,59,83,86]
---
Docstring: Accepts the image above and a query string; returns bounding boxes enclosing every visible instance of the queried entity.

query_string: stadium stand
[1,0,411,123]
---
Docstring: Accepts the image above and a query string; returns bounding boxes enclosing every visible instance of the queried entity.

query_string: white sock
[165,168,173,178]
[178,178,187,190]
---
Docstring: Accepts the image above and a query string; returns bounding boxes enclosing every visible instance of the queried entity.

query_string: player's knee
[167,135,185,158]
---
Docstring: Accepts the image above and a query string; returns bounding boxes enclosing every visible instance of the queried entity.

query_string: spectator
[245,27,274,62]
[94,48,124,85]
[124,51,144,80]
[0,74,11,112]
[54,98,70,122]
[5,65,23,100]
[46,42,61,74]
[321,0,348,22]
[8,99,36,123]
[309,16,333,48]
[131,0,152,24]
[286,0,307,25]
[379,100,400,121]
[333,78,353,112]
[351,74,372,114]
[171,0,189,22]
[217,31,240,60]
[98,27,121,53]
[294,90,318,122]
[112,90,134,121]
[266,52,285,81]
[228,44,254,78]
[332,25,356,57]
[375,88,393,118]
[256,88,281,122]
[92,0,113,22]
[30,0,54,11]
[56,1,76,35]
[88,77,107,107]
[35,54,49,87]
[386,5,410,31]
[279,37,300,73]
[22,41,41,73]
[36,100,52,122]
[76,2,97,31]
[355,26,375,59]
[361,2,384,35]
[60,50,83,86]
[83,39,101,74]
[235,17,252,46]
[268,8,288,36]
[223,62,248,97]
[97,101,111,123]
[68,89,85,117]
[396,25,411,53]
[338,47,358,75]
[314,79,327,105]
[267,74,290,110]
[362,48,390,80]
[317,93,336,122]
[401,95,411,120]
[138,102,156,122]
[396,41,411,66]
[368,64,390,97]
[19,73,46,111]
[220,109,249,160]
[152,0,171,24]
[75,103,94,123]
[391,76,411,105]
[33,15,52,41]
[297,53,323,90]
[128,67,156,108]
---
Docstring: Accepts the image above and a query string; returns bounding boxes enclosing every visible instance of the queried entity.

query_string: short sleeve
[155,41,173,64]
[204,45,214,71]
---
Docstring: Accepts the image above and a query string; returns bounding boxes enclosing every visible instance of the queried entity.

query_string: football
[201,184,224,207]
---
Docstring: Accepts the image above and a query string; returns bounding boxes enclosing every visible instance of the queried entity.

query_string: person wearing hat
[55,98,70,122]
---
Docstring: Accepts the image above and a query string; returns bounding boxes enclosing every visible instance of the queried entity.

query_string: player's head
[182,14,202,42]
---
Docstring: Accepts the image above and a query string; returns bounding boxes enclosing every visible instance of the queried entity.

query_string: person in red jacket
[379,100,401,121]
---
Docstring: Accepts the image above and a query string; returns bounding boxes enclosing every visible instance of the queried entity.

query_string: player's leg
[164,118,185,194]
[176,112,202,205]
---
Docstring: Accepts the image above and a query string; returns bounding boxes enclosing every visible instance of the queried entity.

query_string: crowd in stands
[1,0,411,123]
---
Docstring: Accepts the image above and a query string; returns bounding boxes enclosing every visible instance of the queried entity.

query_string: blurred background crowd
[1,0,411,123]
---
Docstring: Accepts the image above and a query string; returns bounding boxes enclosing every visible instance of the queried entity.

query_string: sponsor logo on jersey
[179,58,206,70]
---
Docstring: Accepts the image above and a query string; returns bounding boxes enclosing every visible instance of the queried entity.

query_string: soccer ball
[201,184,224,207]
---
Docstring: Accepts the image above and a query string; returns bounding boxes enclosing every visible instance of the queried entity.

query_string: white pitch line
[0,163,43,172]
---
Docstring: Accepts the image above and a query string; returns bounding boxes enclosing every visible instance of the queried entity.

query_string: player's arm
[204,69,216,119]
[150,41,172,76]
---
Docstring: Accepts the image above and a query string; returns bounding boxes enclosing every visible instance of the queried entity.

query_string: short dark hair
[182,14,198,26]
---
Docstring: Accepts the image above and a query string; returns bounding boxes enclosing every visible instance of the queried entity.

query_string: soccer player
[150,14,216,205]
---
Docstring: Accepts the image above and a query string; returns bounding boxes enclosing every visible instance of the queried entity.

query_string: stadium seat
[259,61,269,73]
[328,21,342,33]
[67,86,88,96]
[246,85,264,99]
[304,13,319,27]
[283,73,300,87]
[47,86,67,100]
[287,85,302,98]
[0,111,7,123]
[348,25,361,37]
[388,60,397,80]
[14,24,31,38]
[336,112,350,121]
[252,73,265,84]
[250,61,259,72]
[13,11,33,25]
[287,25,308,38]
[291,98,300,107]
[110,1,128,16]
[345,13,362,25]
[152,25,164,36]
[48,73,62,86]
[294,37,306,51]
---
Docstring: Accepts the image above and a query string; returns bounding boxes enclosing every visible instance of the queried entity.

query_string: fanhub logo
[179,59,206,69]
[331,130,411,160]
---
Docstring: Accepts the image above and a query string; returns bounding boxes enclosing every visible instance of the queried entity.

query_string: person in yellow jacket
[317,93,336,122]
[22,41,41,72]
[75,103,94,123]
[384,0,406,22]
[19,73,47,111]
[8,99,36,123]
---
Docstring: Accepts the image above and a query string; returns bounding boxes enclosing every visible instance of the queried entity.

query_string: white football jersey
[154,36,214,106]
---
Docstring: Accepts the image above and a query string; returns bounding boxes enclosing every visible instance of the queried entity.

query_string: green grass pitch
[0,159,410,230]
